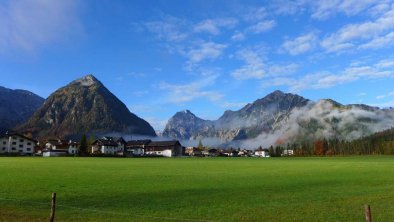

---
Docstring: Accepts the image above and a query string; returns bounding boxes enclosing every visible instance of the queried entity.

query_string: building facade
[91,137,125,155]
[0,133,36,155]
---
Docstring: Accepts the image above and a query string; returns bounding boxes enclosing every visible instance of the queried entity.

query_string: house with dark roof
[0,132,37,155]
[144,140,183,157]
[91,137,125,155]
[125,139,151,156]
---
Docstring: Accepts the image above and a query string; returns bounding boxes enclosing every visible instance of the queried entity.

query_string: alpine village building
[91,138,184,157]
[42,139,79,157]
[0,132,37,155]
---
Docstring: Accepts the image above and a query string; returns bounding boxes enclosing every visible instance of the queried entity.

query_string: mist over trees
[273,127,394,156]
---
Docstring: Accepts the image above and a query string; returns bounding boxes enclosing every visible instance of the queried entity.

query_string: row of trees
[270,128,394,156]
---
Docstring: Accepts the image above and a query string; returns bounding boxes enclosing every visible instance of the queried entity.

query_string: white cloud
[231,31,245,41]
[270,0,305,15]
[247,20,276,34]
[145,15,188,42]
[231,47,298,80]
[231,49,266,80]
[376,59,394,68]
[281,32,318,55]
[268,63,299,76]
[182,41,227,69]
[220,101,248,109]
[359,31,394,49]
[243,7,268,22]
[376,92,394,99]
[321,5,394,52]
[0,0,82,54]
[265,58,394,92]
[310,0,380,20]
[368,2,392,16]
[194,18,238,35]
[159,75,223,104]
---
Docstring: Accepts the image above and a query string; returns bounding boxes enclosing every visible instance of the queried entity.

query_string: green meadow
[1,157,394,221]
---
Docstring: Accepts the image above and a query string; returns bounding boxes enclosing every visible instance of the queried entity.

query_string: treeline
[271,127,394,156]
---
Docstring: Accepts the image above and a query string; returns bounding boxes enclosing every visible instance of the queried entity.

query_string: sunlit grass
[0,156,393,221]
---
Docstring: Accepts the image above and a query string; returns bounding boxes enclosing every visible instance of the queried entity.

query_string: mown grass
[0,156,394,221]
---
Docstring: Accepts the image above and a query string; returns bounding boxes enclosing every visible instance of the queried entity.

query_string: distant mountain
[163,110,215,139]
[163,90,310,142]
[163,90,394,148]
[18,75,156,138]
[0,86,44,133]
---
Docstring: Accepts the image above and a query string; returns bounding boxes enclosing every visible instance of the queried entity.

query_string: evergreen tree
[268,145,275,157]
[197,139,204,151]
[79,134,88,156]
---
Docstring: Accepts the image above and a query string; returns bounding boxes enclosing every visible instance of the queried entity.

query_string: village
[0,131,295,158]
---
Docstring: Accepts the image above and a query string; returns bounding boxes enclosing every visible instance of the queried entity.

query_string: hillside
[0,86,44,133]
[18,75,156,138]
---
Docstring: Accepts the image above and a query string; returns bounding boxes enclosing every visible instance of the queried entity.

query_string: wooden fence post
[364,204,372,222]
[50,193,56,222]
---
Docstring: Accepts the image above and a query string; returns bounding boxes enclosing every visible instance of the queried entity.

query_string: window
[26,148,31,151]
[19,139,24,142]
[12,136,17,139]
[11,147,16,150]
[27,142,31,145]
[19,145,23,148]
[2,141,5,145]
[2,147,5,150]
[12,142,16,145]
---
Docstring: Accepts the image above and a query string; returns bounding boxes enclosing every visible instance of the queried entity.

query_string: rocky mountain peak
[71,74,101,87]
[18,75,156,139]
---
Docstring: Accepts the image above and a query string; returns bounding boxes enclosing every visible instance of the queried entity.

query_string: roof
[146,140,181,147]
[46,139,69,146]
[92,138,118,146]
[126,139,151,147]
[0,132,37,142]
[102,136,126,144]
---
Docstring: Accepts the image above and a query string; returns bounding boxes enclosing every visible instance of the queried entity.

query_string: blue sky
[1,0,394,131]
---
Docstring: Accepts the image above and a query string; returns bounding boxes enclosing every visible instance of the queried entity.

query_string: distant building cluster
[0,132,295,158]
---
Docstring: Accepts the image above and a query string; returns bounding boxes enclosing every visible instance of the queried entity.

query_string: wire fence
[0,196,215,222]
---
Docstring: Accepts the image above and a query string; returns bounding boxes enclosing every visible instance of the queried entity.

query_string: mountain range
[163,90,394,148]
[2,75,394,147]
[0,86,44,133]
[16,75,156,139]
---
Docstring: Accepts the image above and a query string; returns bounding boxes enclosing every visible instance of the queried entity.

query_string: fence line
[0,196,214,222]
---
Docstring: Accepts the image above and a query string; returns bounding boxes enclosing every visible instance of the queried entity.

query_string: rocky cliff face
[163,110,215,139]
[0,86,44,133]
[18,75,156,138]
[163,90,310,142]
[163,90,394,147]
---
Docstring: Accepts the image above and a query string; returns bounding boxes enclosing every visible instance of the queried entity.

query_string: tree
[268,145,275,157]
[87,134,95,153]
[79,134,88,156]
[197,139,204,151]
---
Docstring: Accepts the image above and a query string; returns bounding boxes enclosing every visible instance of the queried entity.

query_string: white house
[0,132,36,155]
[91,137,125,155]
[254,148,270,157]
[143,141,183,157]
[282,149,294,156]
[43,139,79,156]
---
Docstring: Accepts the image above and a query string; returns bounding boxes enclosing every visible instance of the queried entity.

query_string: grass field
[1,156,394,221]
